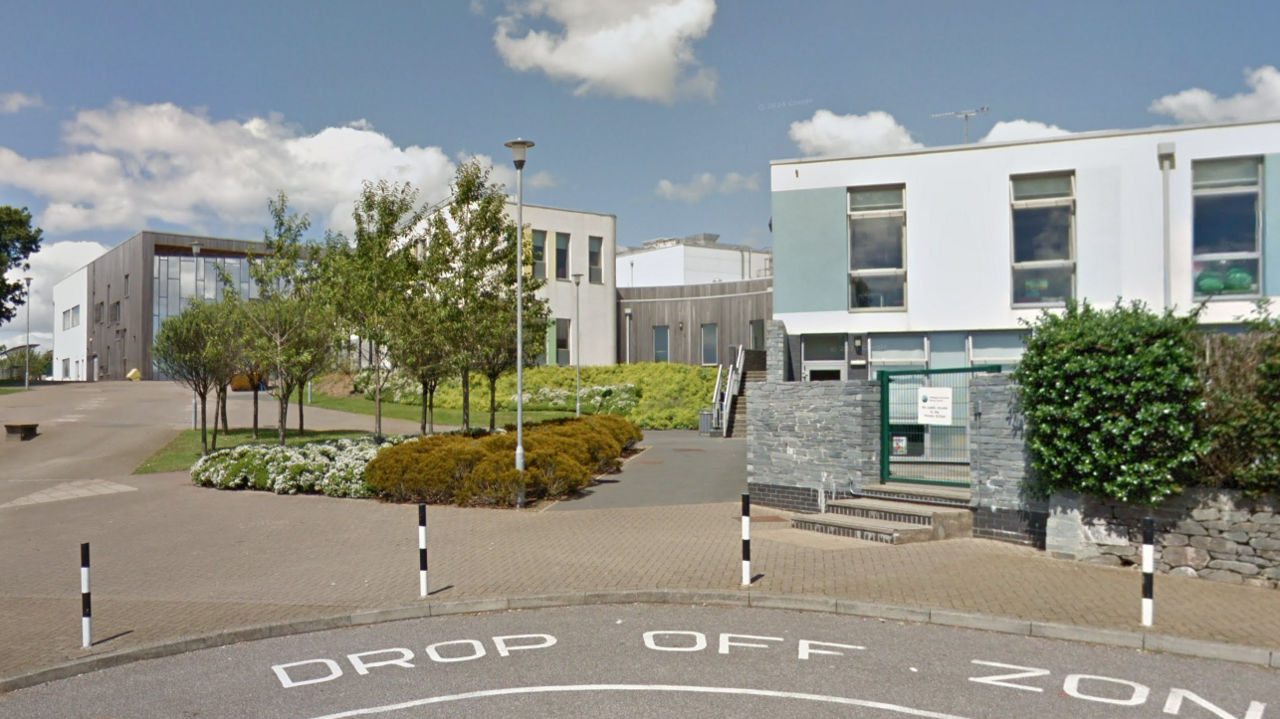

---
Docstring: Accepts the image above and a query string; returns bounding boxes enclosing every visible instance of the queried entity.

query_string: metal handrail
[718,345,747,432]
[710,364,724,427]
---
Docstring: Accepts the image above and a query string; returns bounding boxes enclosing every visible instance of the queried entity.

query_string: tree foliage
[0,206,43,324]
[1012,300,1207,506]
[153,298,237,455]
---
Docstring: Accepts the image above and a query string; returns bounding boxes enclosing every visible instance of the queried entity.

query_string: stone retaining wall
[1047,490,1280,588]
[970,375,1047,546]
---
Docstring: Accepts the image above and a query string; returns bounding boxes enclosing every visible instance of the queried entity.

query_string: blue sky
[3,0,1280,346]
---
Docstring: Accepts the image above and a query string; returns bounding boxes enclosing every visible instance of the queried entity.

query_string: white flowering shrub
[191,436,409,498]
[510,384,638,414]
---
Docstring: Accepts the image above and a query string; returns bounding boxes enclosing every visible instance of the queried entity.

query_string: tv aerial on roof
[931,106,989,144]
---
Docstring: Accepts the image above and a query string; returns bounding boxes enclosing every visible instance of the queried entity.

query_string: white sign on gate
[917,387,953,426]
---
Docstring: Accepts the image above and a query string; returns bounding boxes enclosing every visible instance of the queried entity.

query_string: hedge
[191,436,410,498]
[352,363,717,429]
[366,415,643,506]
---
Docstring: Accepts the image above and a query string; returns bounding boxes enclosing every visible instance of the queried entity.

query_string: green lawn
[134,428,368,475]
[0,388,23,396]
[307,391,575,428]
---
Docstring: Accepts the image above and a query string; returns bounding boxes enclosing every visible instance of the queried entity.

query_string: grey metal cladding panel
[772,188,849,314]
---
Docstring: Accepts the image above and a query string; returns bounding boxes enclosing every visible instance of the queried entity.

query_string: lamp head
[624,307,632,316]
[572,272,583,286]
[191,241,203,256]
[23,276,32,288]
[1157,142,1176,170]
[504,138,535,170]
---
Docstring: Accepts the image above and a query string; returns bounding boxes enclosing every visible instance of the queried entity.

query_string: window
[62,358,70,379]
[653,326,669,362]
[701,323,718,365]
[555,233,570,280]
[1011,172,1075,306]
[848,186,906,309]
[109,301,121,324]
[750,319,765,351]
[556,318,570,366]
[531,230,546,279]
[1193,158,1261,298]
[588,236,603,284]
[62,309,72,331]
[72,305,80,327]
[802,333,846,381]
[95,302,104,324]
[124,274,130,297]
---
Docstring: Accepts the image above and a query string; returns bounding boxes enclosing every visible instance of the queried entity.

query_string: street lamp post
[623,307,632,364]
[505,138,535,505]
[190,242,202,430]
[572,273,583,417]
[23,277,32,390]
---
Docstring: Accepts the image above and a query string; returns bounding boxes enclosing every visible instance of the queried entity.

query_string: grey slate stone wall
[765,319,793,383]
[970,374,1048,547]
[746,374,880,513]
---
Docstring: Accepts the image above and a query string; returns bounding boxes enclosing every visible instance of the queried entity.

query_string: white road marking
[0,479,137,509]
[304,684,974,719]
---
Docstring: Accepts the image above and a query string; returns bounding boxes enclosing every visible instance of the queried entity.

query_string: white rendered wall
[519,204,618,366]
[617,244,770,287]
[616,245,686,287]
[52,267,88,381]
[771,121,1280,335]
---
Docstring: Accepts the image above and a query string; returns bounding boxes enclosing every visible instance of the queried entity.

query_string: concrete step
[826,498,972,539]
[859,482,971,508]
[789,514,935,544]
[744,371,767,383]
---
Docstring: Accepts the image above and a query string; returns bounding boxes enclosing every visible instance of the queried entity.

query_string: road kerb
[1030,622,1144,649]
[584,589,673,605]
[836,600,931,623]
[429,598,510,616]
[509,593,588,609]
[749,593,837,613]
[930,610,1032,635]
[1142,633,1273,666]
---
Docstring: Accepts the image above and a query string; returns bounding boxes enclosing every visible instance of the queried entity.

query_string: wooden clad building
[616,278,773,366]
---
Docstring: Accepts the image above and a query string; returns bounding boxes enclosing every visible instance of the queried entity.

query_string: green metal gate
[878,365,1002,487]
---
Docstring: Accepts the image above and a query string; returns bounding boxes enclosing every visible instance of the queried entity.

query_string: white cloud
[0,240,108,351]
[494,0,718,103]
[0,100,458,236]
[1149,66,1280,124]
[455,151,559,197]
[789,110,922,158]
[655,171,759,203]
[0,92,43,114]
[980,120,1072,143]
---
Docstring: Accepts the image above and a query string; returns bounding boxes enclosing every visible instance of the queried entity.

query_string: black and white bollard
[1141,517,1154,627]
[741,493,751,586]
[418,503,429,597]
[80,542,92,648]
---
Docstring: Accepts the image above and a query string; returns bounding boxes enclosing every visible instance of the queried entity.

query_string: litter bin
[698,409,713,436]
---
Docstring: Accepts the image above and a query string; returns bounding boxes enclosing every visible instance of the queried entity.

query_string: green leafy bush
[1012,300,1206,506]
[191,436,408,498]
[1196,304,1280,495]
[352,363,716,429]
[364,416,643,506]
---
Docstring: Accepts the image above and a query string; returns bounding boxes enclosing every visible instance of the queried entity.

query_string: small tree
[153,298,233,455]
[1012,300,1206,506]
[387,256,454,435]
[0,206,43,324]
[207,300,243,452]
[323,180,420,438]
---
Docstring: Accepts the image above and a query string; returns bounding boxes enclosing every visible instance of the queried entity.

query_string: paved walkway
[3,384,1280,684]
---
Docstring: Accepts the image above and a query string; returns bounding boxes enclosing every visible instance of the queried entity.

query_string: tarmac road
[2,604,1275,719]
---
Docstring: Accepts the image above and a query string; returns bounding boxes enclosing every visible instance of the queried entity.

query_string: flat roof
[770,117,1280,167]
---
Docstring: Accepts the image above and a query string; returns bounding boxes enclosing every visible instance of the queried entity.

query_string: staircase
[724,370,763,438]
[790,482,972,544]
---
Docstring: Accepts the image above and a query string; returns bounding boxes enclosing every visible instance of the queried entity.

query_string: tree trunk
[428,383,436,435]
[211,386,225,451]
[199,392,209,456]
[252,380,259,439]
[220,386,229,433]
[373,345,383,439]
[461,366,470,432]
[420,379,428,435]
[298,384,305,436]
[488,375,497,432]
[278,382,291,446]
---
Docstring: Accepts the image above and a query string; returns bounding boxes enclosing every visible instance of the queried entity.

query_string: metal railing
[712,345,747,434]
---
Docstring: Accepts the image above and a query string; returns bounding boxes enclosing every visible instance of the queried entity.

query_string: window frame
[1191,156,1263,300]
[653,325,670,362]
[555,232,570,281]
[588,236,603,284]
[531,230,547,280]
[700,323,719,366]
[847,185,907,312]
[1009,171,1076,309]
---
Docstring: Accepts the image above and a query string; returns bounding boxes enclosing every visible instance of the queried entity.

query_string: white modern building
[512,202,618,367]
[616,233,771,288]
[769,119,1280,381]
[51,265,88,381]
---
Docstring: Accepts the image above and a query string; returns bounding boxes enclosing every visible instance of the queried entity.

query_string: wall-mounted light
[678,321,684,332]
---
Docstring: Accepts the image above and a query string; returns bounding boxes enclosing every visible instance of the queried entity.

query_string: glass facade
[152,254,257,378]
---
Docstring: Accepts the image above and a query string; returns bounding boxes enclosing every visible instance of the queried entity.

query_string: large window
[750,319,765,351]
[1193,158,1261,298]
[802,333,846,381]
[1011,172,1075,306]
[531,230,546,279]
[588,236,603,284]
[555,233,570,280]
[653,326,669,362]
[701,323,718,365]
[95,302,104,324]
[62,309,71,330]
[555,318,570,366]
[848,186,906,309]
[72,305,80,327]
